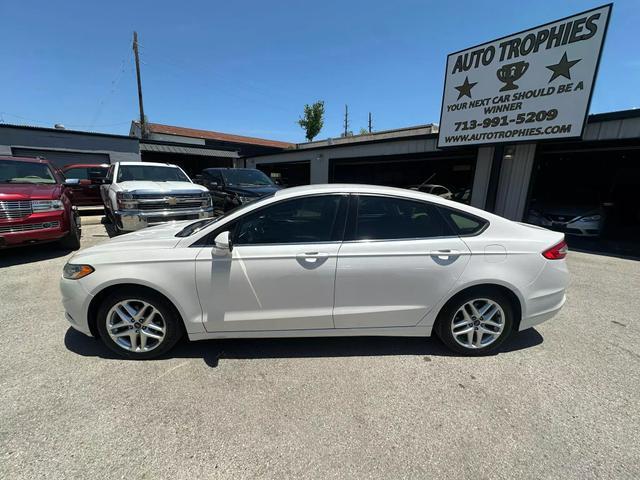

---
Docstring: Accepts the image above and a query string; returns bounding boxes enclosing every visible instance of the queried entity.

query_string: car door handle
[430,249,461,256]
[296,252,330,259]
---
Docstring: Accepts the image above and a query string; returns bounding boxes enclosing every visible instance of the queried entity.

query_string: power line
[137,45,302,111]
[88,47,133,129]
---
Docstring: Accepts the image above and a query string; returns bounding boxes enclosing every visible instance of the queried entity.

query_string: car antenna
[417,172,437,189]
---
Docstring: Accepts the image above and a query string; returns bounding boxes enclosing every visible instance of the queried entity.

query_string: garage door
[330,153,476,204]
[526,140,640,257]
[12,148,110,169]
[257,161,310,187]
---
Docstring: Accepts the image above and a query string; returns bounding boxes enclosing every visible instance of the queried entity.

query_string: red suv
[0,156,81,249]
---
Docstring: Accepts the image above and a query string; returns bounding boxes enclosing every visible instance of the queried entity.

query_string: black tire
[58,212,81,250]
[435,288,515,356]
[103,208,124,238]
[104,221,122,238]
[96,287,184,360]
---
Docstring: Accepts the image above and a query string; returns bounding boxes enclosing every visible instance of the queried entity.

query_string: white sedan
[60,184,569,359]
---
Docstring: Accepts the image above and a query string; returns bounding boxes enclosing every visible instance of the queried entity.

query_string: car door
[196,194,348,332]
[62,167,90,205]
[100,165,115,206]
[333,194,471,329]
[85,167,108,204]
[205,171,226,210]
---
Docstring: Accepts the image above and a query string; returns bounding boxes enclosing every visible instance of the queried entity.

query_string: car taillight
[542,240,568,260]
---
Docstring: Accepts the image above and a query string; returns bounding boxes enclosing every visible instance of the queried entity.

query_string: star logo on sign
[546,52,581,83]
[454,76,477,100]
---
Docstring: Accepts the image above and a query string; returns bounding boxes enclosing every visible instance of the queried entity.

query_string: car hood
[0,183,61,200]
[71,221,194,262]
[225,185,280,197]
[117,181,208,194]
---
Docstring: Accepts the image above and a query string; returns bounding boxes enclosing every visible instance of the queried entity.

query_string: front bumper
[114,207,214,232]
[0,211,69,248]
[60,276,94,336]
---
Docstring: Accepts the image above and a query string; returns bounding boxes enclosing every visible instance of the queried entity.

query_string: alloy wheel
[106,299,167,353]
[450,298,505,349]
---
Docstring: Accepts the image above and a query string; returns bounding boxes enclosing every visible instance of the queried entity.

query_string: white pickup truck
[100,162,213,234]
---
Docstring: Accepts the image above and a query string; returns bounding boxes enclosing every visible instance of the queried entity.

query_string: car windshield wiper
[175,218,219,237]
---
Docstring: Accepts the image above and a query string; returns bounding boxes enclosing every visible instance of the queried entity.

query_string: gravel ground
[0,221,639,479]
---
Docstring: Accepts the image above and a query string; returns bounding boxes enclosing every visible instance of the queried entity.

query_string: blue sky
[1,1,638,142]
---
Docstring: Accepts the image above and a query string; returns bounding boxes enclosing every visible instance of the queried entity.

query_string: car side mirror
[64,178,81,186]
[213,231,232,255]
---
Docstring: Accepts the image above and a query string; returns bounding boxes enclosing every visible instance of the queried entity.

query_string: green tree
[298,101,325,141]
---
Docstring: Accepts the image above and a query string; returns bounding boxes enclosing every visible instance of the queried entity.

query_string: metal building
[246,109,640,256]
[0,124,140,168]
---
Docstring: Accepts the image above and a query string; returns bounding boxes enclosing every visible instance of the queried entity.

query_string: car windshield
[117,165,190,183]
[175,192,277,237]
[0,159,57,184]
[222,169,273,187]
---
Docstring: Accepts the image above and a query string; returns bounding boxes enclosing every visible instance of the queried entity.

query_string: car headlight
[32,200,64,212]
[578,214,601,222]
[201,193,213,207]
[116,192,137,210]
[63,263,94,280]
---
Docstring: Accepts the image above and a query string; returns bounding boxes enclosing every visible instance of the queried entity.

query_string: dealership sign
[437,4,611,148]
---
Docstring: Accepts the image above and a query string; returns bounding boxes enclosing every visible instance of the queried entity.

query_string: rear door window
[350,195,454,241]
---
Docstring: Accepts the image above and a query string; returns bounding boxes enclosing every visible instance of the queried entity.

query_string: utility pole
[368,112,372,133]
[132,31,146,138]
[343,104,349,137]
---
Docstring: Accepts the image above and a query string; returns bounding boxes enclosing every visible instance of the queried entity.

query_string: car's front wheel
[435,289,515,355]
[58,211,81,250]
[96,288,183,359]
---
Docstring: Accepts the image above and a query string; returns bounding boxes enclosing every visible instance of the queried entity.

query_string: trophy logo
[496,61,529,92]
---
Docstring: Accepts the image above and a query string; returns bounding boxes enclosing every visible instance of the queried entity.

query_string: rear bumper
[519,293,566,330]
[520,259,569,330]
[0,211,69,248]
[115,207,214,232]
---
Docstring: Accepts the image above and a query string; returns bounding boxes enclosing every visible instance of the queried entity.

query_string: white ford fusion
[60,184,568,359]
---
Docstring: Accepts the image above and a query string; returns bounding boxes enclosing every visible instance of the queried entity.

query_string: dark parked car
[195,168,281,212]
[61,163,109,207]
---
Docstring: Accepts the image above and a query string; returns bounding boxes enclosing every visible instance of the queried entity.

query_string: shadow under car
[64,327,544,367]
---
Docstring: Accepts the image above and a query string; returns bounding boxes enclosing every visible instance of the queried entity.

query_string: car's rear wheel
[435,289,514,355]
[96,288,183,359]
